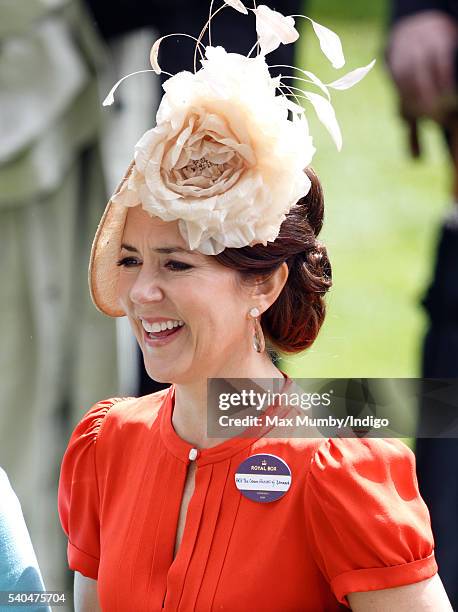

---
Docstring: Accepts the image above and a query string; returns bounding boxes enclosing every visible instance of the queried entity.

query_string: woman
[58,3,452,610]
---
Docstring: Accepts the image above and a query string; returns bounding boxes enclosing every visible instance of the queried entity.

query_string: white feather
[224,0,248,14]
[328,59,376,90]
[310,19,345,69]
[303,91,342,151]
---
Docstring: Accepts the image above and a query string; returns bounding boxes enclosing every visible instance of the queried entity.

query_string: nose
[129,265,164,305]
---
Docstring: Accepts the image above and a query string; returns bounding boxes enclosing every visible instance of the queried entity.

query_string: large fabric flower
[113,46,314,255]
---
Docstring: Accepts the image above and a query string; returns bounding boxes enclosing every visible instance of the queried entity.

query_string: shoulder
[69,387,171,445]
[59,387,171,494]
[306,437,420,505]
[103,387,170,429]
[309,437,416,477]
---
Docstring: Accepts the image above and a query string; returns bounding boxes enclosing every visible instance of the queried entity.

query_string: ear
[248,262,289,313]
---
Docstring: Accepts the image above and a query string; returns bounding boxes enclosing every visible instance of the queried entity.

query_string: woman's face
[118,206,254,383]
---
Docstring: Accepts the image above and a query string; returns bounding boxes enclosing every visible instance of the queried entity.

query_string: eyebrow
[120,243,194,255]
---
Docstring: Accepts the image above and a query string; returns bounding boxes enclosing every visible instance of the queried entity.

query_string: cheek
[118,273,137,313]
[212,284,248,327]
[118,275,129,305]
[126,315,141,343]
[117,277,139,333]
[188,290,247,339]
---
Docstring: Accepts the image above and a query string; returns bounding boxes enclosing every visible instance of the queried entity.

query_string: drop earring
[248,307,265,353]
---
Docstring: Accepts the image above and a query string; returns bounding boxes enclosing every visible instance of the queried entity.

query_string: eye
[116,257,141,267]
[165,260,193,271]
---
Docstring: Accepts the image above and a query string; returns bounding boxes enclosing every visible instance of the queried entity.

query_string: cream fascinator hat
[90,1,375,317]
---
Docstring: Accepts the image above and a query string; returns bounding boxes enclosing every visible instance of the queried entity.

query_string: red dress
[58,385,437,611]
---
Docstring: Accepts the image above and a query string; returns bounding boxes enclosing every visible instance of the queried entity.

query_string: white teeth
[141,320,153,333]
[141,319,184,333]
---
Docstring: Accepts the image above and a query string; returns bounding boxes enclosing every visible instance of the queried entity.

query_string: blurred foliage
[307,0,389,22]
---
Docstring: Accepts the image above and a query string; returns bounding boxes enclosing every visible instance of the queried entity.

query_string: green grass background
[280,0,450,381]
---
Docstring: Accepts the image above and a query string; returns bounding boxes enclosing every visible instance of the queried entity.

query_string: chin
[144,363,174,385]
[143,357,189,385]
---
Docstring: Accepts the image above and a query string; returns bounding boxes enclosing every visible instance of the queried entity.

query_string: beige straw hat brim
[89,161,135,317]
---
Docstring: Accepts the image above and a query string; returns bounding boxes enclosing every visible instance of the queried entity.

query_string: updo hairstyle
[214,168,332,354]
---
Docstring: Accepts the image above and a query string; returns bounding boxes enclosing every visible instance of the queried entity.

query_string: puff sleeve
[304,438,438,606]
[58,400,115,580]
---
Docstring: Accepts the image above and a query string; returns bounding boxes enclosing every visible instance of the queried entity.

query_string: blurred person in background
[386,1,458,607]
[0,0,118,594]
[84,0,303,397]
[0,468,50,612]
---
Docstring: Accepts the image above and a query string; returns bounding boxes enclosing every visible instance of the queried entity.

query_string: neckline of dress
[159,371,291,466]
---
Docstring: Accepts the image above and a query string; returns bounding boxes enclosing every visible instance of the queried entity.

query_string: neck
[172,351,284,449]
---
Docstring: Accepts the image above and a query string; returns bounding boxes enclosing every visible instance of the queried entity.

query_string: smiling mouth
[146,326,181,339]
[142,323,185,346]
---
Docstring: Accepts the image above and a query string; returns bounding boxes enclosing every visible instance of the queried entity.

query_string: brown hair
[214,168,332,354]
